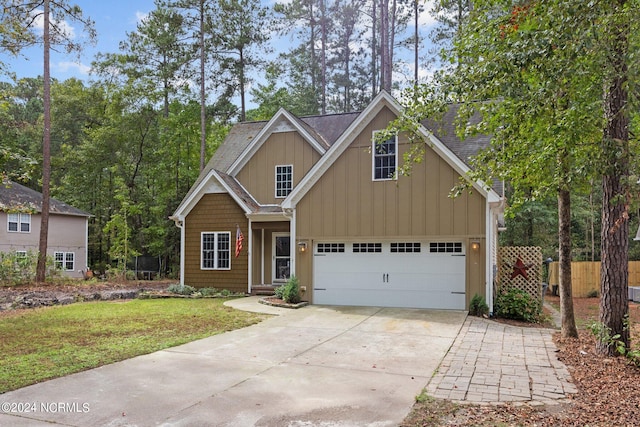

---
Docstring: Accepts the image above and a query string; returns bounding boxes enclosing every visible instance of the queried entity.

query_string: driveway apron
[0,300,466,427]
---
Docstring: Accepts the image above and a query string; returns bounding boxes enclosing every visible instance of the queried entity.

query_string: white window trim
[54,251,75,271]
[200,231,232,271]
[275,164,293,198]
[15,250,27,258]
[372,131,398,181]
[7,212,31,233]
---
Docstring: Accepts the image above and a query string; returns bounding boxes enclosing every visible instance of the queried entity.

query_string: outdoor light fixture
[298,241,307,253]
[471,241,481,251]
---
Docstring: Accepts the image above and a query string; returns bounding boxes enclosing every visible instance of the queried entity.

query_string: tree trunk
[558,187,578,338]
[319,0,327,114]
[199,0,206,172]
[597,0,630,356]
[36,0,51,283]
[380,0,390,92]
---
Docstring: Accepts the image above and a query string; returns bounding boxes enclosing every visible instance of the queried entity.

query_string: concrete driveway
[0,298,466,427]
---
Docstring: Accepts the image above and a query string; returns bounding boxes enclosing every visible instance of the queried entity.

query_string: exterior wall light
[298,241,307,253]
[471,241,481,251]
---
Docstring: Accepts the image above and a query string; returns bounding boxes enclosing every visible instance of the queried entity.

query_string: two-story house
[171,91,503,310]
[0,181,91,279]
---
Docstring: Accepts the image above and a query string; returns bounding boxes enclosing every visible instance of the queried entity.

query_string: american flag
[235,225,244,258]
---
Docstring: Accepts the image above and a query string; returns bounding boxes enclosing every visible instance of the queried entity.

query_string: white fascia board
[172,170,252,221]
[228,109,327,176]
[282,91,399,209]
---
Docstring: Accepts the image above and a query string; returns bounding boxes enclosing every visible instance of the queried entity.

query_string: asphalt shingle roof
[0,181,91,217]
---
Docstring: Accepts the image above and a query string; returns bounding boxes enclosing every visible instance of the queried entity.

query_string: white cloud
[135,11,149,25]
[55,61,91,75]
[30,9,76,40]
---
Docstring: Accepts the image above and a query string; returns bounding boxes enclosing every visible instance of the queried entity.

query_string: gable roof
[173,91,501,220]
[283,91,501,208]
[0,181,91,217]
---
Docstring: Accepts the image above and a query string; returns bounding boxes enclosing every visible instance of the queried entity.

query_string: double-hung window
[201,232,231,270]
[8,213,31,232]
[54,252,75,271]
[372,132,397,180]
[275,165,293,198]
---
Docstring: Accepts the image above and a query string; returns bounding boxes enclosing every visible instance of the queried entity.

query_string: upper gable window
[8,213,31,233]
[275,165,293,198]
[372,132,397,181]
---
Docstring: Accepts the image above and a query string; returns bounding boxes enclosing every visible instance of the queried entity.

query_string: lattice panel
[498,246,543,301]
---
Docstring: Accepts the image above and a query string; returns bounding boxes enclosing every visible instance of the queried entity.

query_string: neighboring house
[0,181,91,279]
[171,91,504,310]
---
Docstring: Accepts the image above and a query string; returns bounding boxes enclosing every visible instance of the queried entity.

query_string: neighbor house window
[201,232,231,270]
[7,213,31,233]
[15,251,27,258]
[372,132,397,180]
[275,165,293,197]
[54,252,75,271]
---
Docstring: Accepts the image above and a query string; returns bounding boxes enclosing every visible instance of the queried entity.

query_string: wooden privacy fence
[548,261,640,297]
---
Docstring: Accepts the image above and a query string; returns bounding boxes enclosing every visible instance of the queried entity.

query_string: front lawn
[0,298,266,393]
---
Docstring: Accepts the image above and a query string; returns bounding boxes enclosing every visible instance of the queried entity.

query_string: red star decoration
[510,257,531,280]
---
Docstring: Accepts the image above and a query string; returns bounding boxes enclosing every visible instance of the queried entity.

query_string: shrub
[586,289,599,298]
[220,289,231,297]
[469,294,489,317]
[494,287,541,323]
[282,276,301,304]
[0,251,59,285]
[167,283,196,295]
[274,284,286,299]
[199,287,217,297]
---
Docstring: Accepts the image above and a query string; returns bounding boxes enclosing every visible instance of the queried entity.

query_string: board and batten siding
[183,193,248,291]
[296,107,486,239]
[236,130,322,205]
[295,107,487,305]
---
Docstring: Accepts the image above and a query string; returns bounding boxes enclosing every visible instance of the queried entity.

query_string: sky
[1,0,439,86]
[1,0,156,81]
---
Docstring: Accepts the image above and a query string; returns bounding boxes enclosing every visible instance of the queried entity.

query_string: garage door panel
[314,288,465,309]
[313,241,466,310]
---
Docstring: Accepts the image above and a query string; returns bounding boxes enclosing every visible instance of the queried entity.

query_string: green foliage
[494,287,541,323]
[469,294,489,317]
[282,275,301,304]
[198,287,218,297]
[589,317,640,367]
[274,283,286,300]
[0,251,59,285]
[586,289,599,298]
[167,283,196,295]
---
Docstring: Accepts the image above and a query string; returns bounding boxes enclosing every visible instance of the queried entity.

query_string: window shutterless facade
[372,132,397,181]
[7,213,31,232]
[201,232,231,270]
[275,165,293,198]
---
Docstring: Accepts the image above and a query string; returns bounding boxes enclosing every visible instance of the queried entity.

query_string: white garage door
[313,241,466,309]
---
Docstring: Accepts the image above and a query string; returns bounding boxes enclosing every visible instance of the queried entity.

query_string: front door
[272,233,291,282]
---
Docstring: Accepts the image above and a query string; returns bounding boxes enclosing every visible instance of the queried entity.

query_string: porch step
[251,285,277,296]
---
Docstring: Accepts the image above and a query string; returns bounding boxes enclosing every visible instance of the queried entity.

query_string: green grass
[0,298,266,393]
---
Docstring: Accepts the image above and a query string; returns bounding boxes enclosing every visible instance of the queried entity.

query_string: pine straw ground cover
[401,296,640,426]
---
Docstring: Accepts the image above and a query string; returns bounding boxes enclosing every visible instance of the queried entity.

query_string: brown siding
[295,106,488,305]
[296,107,486,239]
[184,193,248,292]
[236,131,322,205]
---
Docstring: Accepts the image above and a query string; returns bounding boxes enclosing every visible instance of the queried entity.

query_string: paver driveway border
[0,298,466,427]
